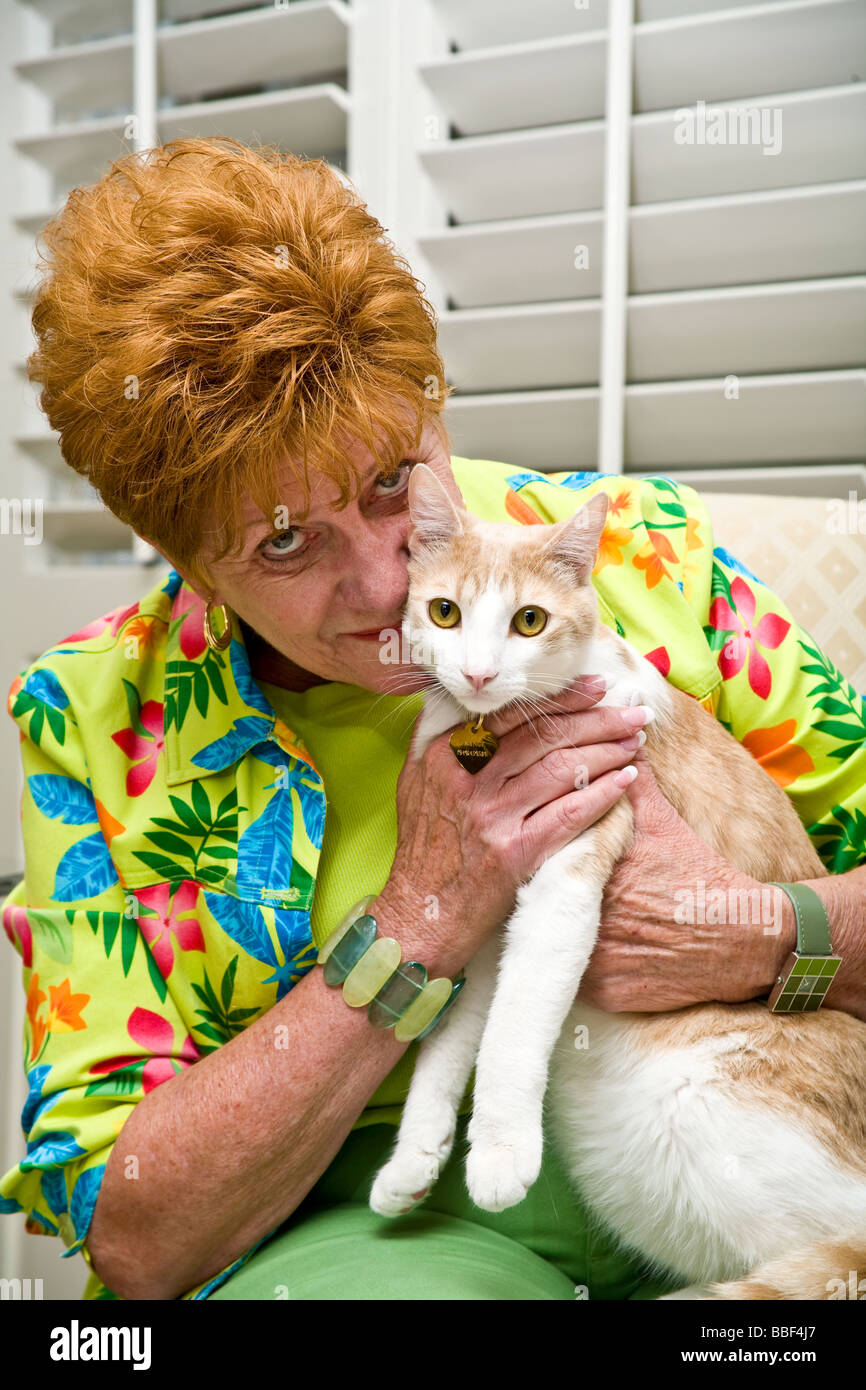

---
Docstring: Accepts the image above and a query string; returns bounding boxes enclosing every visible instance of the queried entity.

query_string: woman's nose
[343,517,410,608]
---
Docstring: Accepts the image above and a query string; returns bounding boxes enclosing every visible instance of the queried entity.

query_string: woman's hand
[374,676,653,977]
[578,746,795,1012]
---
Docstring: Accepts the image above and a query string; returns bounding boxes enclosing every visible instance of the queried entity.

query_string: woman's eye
[373,461,413,496]
[429,597,461,628]
[260,528,308,561]
[512,605,548,636]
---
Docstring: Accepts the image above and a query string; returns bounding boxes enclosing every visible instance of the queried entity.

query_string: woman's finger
[505,739,642,816]
[520,766,635,868]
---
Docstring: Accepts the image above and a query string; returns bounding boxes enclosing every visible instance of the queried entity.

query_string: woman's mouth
[342,621,403,642]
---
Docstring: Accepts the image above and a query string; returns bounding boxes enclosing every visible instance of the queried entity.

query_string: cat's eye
[428,598,461,628]
[512,606,548,637]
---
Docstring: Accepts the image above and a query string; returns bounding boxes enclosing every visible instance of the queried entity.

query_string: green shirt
[256,679,468,1128]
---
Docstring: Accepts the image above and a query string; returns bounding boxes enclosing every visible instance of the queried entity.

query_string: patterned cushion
[699,491,866,696]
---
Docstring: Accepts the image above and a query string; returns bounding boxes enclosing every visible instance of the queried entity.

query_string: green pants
[208,1114,683,1300]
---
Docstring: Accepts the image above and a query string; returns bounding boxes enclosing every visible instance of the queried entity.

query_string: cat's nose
[462,669,498,692]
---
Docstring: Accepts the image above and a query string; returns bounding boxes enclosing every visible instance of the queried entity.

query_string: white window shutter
[419,0,866,494]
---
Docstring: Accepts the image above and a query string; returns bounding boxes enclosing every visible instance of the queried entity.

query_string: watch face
[768,952,842,1012]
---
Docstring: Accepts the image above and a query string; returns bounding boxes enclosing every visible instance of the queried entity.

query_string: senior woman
[2,138,865,1303]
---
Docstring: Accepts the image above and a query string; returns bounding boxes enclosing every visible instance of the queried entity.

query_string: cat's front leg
[467,806,632,1213]
[408,691,466,763]
[369,935,501,1217]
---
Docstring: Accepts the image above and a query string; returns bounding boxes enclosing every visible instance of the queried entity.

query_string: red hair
[28,137,451,592]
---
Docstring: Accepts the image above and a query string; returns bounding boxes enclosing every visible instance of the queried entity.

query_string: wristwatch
[766,881,841,1012]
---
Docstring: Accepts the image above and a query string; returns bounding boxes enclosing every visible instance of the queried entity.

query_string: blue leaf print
[263,908,316,1000]
[0,1194,23,1214]
[296,781,325,850]
[193,715,273,772]
[21,1064,61,1134]
[236,795,295,895]
[231,642,276,716]
[23,669,69,710]
[21,1130,87,1171]
[251,740,292,770]
[713,545,769,590]
[68,1165,105,1243]
[203,893,278,967]
[505,470,550,491]
[164,569,184,599]
[52,831,119,902]
[256,754,325,849]
[28,774,98,825]
[271,907,312,961]
[41,1167,68,1217]
[558,472,613,490]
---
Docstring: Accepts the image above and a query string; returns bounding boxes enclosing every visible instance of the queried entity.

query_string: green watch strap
[768,881,833,956]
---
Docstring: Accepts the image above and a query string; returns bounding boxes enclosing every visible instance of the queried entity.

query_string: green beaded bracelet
[316,897,464,1042]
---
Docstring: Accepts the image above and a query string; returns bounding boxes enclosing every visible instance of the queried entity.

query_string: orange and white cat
[369,463,866,1300]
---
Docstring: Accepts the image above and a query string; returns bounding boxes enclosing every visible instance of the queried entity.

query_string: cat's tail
[707,1236,866,1300]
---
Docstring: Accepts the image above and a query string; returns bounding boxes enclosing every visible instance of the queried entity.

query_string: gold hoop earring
[203,600,232,652]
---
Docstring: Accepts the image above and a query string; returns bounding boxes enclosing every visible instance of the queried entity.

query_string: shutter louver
[421,0,866,492]
[11,0,351,572]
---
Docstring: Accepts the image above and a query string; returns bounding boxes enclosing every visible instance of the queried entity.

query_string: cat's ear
[406,462,466,547]
[542,490,609,581]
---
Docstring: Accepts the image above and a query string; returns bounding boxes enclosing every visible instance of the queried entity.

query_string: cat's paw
[465,1129,543,1213]
[369,1154,436,1218]
[369,1142,451,1218]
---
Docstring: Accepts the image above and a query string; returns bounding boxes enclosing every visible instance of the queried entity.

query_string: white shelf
[420,84,866,224]
[14,207,61,235]
[16,35,132,119]
[16,3,349,117]
[420,120,605,223]
[443,371,866,471]
[21,0,133,44]
[630,180,866,293]
[419,211,604,308]
[16,84,350,179]
[159,1,349,106]
[433,0,606,49]
[628,277,866,382]
[420,182,866,307]
[625,369,866,466]
[638,0,795,17]
[15,113,129,180]
[633,83,866,204]
[444,388,600,471]
[438,279,866,393]
[634,0,866,114]
[439,300,601,391]
[40,503,133,552]
[158,84,349,154]
[419,31,605,137]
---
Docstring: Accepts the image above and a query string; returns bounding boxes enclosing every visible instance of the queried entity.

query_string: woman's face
[165,418,458,694]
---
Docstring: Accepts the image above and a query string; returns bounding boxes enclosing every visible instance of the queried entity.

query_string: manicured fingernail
[619,729,646,750]
[622,704,652,729]
[615,764,638,786]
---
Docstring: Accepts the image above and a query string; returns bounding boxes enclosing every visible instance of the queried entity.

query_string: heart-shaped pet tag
[449,718,499,774]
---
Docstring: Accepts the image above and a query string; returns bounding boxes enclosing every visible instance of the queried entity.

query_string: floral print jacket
[2,458,865,1300]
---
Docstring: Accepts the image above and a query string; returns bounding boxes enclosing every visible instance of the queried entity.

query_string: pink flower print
[708,576,790,700]
[89,1006,201,1094]
[134,880,205,980]
[2,902,32,967]
[111,700,165,796]
[62,601,141,645]
[174,587,208,660]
